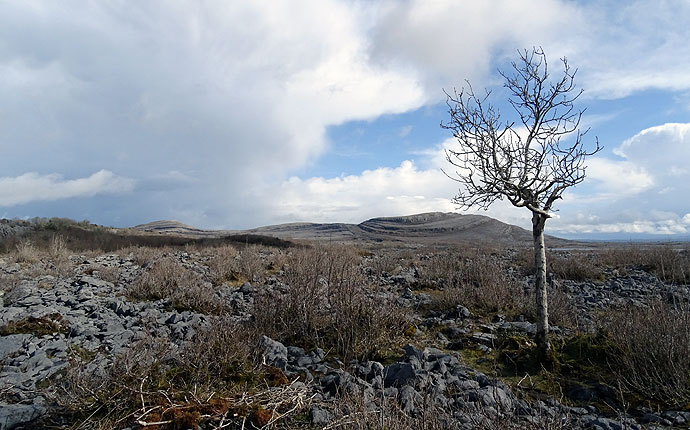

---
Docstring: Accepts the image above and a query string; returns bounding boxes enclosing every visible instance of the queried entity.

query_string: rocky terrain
[1,220,689,429]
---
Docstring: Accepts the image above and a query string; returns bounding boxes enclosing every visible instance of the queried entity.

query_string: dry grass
[121,245,169,267]
[45,319,310,429]
[237,245,268,283]
[325,387,578,430]
[598,300,690,408]
[255,245,411,361]
[516,249,605,282]
[205,244,239,284]
[128,256,224,314]
[600,245,690,284]
[13,239,40,264]
[421,249,529,316]
[546,284,579,330]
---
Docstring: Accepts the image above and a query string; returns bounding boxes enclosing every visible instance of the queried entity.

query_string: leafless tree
[441,47,601,357]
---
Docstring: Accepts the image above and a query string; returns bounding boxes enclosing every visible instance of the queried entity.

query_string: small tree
[441,47,601,357]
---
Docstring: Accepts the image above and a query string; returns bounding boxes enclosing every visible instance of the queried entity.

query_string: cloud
[260,160,456,224]
[0,170,134,206]
[552,122,690,235]
[398,125,413,138]
[0,1,429,225]
[582,158,654,198]
[261,120,690,237]
[369,0,580,93]
[0,1,688,234]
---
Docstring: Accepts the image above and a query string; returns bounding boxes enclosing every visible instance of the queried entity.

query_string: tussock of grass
[254,245,412,362]
[128,256,224,314]
[0,313,69,336]
[597,300,690,408]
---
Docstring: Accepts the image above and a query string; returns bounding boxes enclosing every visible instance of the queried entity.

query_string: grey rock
[383,362,417,387]
[310,406,333,425]
[661,410,690,425]
[639,413,672,426]
[2,283,34,305]
[78,275,113,289]
[479,386,513,410]
[0,399,46,430]
[398,385,419,414]
[402,344,422,360]
[259,336,288,369]
[0,335,32,361]
[239,282,254,294]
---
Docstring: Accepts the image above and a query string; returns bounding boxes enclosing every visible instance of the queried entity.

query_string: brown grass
[598,299,690,408]
[516,249,605,282]
[13,239,40,264]
[45,320,308,429]
[600,244,690,284]
[421,249,529,316]
[326,387,578,430]
[254,245,411,361]
[128,256,224,314]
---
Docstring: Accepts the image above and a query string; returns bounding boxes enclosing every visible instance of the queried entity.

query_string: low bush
[600,245,690,284]
[254,245,411,361]
[516,249,604,282]
[128,256,224,314]
[598,300,690,408]
[205,244,239,284]
[422,249,528,316]
[13,239,40,263]
[46,321,306,429]
[0,313,69,336]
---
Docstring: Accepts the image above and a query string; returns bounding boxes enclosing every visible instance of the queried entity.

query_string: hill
[135,212,572,246]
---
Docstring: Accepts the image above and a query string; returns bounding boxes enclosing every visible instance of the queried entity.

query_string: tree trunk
[532,211,550,359]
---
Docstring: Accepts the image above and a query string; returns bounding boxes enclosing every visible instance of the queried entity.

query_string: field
[1,218,690,429]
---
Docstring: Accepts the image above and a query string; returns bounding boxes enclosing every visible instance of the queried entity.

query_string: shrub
[237,245,267,283]
[254,245,410,361]
[13,239,40,263]
[422,249,528,316]
[516,249,604,282]
[600,244,690,284]
[48,234,69,259]
[45,324,305,429]
[205,244,239,284]
[598,300,690,408]
[128,256,224,314]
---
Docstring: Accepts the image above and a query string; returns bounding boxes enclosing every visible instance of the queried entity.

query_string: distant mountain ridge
[134,212,571,246]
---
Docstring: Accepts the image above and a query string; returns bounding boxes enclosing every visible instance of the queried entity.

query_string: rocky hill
[136,212,573,246]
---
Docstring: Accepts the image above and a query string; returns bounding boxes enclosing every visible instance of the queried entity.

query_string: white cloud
[0,0,689,234]
[0,170,134,206]
[552,122,690,235]
[398,125,413,138]
[566,1,690,98]
[584,158,654,198]
[262,160,456,223]
[370,0,580,93]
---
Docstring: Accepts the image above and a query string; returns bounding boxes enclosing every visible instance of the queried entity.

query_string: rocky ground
[1,244,689,429]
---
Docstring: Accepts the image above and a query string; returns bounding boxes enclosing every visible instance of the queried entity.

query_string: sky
[1,0,690,240]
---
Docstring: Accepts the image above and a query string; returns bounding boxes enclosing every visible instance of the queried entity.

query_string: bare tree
[441,47,601,357]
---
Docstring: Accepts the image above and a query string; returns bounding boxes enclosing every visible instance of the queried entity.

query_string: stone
[383,362,417,387]
[0,334,32,361]
[79,276,113,289]
[309,406,333,425]
[0,399,46,430]
[398,385,419,414]
[259,336,288,369]
[479,386,513,410]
